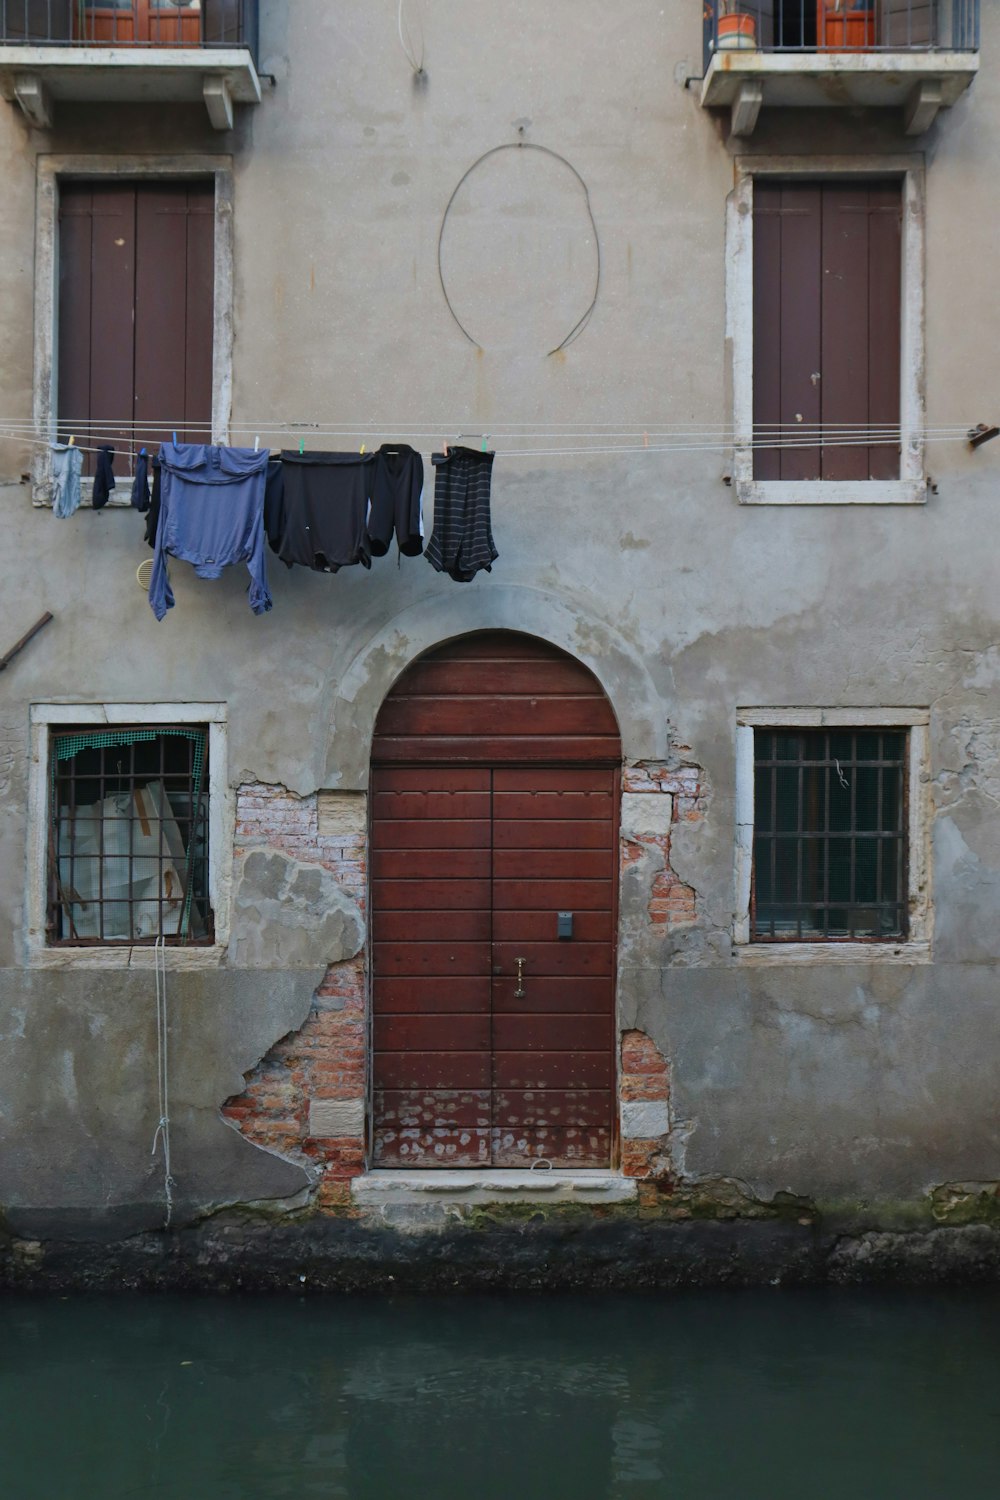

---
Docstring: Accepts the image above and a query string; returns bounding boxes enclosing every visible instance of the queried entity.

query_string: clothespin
[68,434,75,446]
[360,442,366,455]
[643,431,649,449]
[442,440,449,457]
[172,431,177,446]
[481,435,487,452]
[254,435,260,452]
[299,437,305,455]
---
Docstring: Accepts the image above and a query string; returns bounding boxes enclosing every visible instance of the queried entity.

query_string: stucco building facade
[1,1,998,1287]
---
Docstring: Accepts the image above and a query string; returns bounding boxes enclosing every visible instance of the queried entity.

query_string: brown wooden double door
[78,3,202,47]
[372,764,618,1167]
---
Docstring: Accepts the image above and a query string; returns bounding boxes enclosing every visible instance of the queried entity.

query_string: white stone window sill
[27,944,227,970]
[352,1170,637,1207]
[738,479,927,506]
[734,940,931,966]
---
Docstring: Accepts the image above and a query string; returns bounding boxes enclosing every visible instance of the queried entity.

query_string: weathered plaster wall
[0,1,999,1250]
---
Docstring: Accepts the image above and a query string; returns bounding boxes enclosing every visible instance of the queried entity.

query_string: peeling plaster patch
[224,783,370,1208]
[934,716,1000,812]
[222,957,368,1209]
[930,1181,1000,1226]
[931,817,1000,962]
[642,1176,816,1225]
[0,729,18,797]
[620,802,698,930]
[228,849,365,969]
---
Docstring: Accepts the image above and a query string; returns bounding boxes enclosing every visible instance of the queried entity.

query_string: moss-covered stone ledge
[3,1196,1000,1292]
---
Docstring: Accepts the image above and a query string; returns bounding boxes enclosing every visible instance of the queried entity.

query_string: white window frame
[27,703,232,968]
[31,154,235,507]
[727,155,927,507]
[734,708,932,964]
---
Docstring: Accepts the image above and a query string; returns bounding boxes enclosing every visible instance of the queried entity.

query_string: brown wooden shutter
[753,182,823,481]
[58,181,214,471]
[134,184,215,446]
[753,179,901,482]
[58,184,137,468]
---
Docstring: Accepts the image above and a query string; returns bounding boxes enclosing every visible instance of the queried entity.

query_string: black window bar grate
[752,729,908,942]
[48,725,213,945]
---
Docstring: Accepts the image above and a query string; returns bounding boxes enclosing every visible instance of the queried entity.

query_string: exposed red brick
[621,1074,671,1102]
[619,1029,671,1180]
[314,1178,360,1212]
[621,1141,656,1177]
[224,783,370,1207]
[621,1029,668,1078]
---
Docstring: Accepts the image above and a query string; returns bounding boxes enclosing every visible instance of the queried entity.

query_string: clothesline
[0,418,974,435]
[0,429,978,462]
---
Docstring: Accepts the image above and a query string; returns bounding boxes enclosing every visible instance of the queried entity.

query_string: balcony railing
[701,0,979,135]
[0,1,258,64]
[704,0,980,68]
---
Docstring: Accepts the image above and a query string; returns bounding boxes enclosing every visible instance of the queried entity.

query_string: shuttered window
[753,179,902,482]
[57,180,214,473]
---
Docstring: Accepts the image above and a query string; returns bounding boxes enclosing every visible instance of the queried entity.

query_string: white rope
[0,418,973,435]
[397,0,423,73]
[150,936,175,1229]
[0,428,979,462]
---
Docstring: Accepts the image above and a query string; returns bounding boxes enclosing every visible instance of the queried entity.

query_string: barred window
[752,728,907,942]
[48,726,212,945]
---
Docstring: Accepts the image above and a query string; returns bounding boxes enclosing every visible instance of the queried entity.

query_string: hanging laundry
[51,442,83,519]
[425,446,498,582]
[274,450,375,572]
[148,442,272,621]
[263,455,286,559]
[92,445,116,510]
[130,448,150,513]
[368,444,424,558]
[144,452,162,548]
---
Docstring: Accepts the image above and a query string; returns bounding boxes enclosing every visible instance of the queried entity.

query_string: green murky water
[3,1289,999,1498]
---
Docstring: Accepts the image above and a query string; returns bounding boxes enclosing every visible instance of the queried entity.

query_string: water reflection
[2,1289,1000,1499]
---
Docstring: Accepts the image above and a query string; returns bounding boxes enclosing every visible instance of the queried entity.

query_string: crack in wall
[221,958,367,1210]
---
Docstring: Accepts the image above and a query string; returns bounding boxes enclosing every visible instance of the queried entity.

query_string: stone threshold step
[352,1170,637,1206]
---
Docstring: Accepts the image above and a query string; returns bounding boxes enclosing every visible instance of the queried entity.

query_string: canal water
[3,1288,999,1498]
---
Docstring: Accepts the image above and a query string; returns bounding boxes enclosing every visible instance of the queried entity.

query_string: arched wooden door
[370,632,622,1168]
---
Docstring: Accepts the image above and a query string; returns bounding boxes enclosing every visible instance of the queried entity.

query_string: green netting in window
[53,727,204,761]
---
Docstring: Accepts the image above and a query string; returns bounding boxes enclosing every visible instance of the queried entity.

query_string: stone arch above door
[322,586,666,792]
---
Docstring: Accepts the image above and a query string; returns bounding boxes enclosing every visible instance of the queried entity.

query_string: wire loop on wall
[437,141,602,357]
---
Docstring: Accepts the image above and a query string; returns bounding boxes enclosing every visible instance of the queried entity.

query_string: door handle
[514,957,526,999]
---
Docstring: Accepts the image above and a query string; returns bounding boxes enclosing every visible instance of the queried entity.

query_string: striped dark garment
[425,448,498,582]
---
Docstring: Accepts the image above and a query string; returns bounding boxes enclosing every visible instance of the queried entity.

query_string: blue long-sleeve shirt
[148,443,272,620]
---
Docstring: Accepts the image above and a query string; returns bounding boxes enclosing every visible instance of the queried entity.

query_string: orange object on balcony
[76,2,203,48]
[817,3,876,50]
[717,12,758,50]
